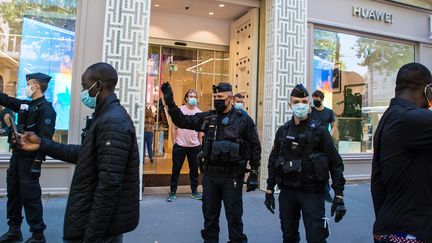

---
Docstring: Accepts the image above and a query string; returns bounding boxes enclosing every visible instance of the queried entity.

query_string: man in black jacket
[161,82,261,243]
[0,72,56,243]
[372,63,432,242]
[17,63,140,243]
[265,84,346,243]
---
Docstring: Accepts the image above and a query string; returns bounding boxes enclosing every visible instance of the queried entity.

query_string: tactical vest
[275,119,330,190]
[17,99,48,133]
[202,110,246,173]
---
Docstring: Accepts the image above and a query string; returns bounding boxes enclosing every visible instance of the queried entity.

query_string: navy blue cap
[212,82,232,93]
[26,72,52,83]
[291,84,309,98]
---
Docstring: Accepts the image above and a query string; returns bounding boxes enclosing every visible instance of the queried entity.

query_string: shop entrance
[143,44,229,185]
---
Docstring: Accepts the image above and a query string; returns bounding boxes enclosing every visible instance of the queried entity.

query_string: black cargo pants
[201,173,247,243]
[279,187,329,243]
[6,154,45,233]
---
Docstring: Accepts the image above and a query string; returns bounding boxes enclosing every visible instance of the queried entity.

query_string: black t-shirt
[310,107,335,129]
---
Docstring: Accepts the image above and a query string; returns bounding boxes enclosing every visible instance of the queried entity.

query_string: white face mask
[25,85,35,98]
[292,103,309,120]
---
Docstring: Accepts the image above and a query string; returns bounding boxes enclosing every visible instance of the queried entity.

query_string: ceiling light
[154,4,160,7]
[219,4,225,7]
[209,12,214,15]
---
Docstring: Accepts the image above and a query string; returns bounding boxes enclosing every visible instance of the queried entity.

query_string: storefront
[302,0,432,179]
[0,0,431,194]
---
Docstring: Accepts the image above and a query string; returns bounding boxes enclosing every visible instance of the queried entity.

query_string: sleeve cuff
[39,138,52,154]
[334,189,344,197]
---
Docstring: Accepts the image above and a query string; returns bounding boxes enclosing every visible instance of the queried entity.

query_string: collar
[290,116,310,127]
[30,96,46,105]
[95,93,118,116]
[390,97,418,109]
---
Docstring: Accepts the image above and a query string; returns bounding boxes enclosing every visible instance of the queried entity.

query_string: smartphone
[9,116,18,137]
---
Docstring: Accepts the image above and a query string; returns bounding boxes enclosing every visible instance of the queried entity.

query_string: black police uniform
[162,82,261,243]
[266,85,345,243]
[0,73,56,239]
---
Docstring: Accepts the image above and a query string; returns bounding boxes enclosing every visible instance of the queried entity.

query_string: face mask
[80,82,99,109]
[25,85,35,98]
[234,102,243,110]
[292,103,309,120]
[188,98,197,106]
[214,98,228,113]
[313,100,322,108]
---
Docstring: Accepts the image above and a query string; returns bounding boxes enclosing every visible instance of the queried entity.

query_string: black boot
[0,226,23,243]
[24,232,45,243]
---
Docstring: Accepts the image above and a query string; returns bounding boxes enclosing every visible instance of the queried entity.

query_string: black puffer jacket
[40,94,140,242]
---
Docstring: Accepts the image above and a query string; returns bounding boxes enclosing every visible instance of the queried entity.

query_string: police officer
[0,73,56,243]
[264,84,346,243]
[161,82,261,243]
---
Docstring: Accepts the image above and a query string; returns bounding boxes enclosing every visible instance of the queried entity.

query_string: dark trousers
[144,131,153,159]
[279,187,328,243]
[6,154,45,232]
[170,144,201,193]
[201,173,247,243]
[64,234,123,243]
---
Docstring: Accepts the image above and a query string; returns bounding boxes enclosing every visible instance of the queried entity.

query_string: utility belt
[275,152,330,187]
[208,140,243,164]
[203,163,245,176]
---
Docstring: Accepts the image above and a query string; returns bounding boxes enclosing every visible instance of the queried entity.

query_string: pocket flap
[229,142,240,157]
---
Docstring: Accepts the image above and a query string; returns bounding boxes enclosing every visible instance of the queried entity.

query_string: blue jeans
[144,131,154,160]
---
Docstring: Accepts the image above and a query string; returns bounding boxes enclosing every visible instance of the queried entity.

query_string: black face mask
[313,100,322,108]
[214,98,228,113]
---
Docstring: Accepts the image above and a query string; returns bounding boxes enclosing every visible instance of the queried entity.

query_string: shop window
[0,1,77,152]
[313,29,415,154]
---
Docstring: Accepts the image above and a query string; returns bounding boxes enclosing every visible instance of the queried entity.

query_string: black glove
[264,192,275,214]
[160,82,175,106]
[331,197,346,223]
[246,170,258,192]
[31,160,42,180]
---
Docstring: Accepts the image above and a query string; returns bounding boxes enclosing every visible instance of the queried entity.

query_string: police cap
[212,82,232,93]
[291,84,309,98]
[26,72,52,84]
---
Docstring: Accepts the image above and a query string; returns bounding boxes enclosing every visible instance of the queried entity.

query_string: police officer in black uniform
[161,82,261,243]
[264,84,346,243]
[0,73,56,243]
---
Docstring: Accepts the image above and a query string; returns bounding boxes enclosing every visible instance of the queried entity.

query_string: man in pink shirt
[167,89,203,202]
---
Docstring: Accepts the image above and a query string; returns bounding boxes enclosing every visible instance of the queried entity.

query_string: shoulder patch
[44,118,52,125]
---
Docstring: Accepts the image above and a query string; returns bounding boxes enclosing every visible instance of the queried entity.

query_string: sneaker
[191,192,202,200]
[0,226,23,243]
[167,192,176,202]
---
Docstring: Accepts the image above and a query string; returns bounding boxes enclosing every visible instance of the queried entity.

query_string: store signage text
[352,6,393,24]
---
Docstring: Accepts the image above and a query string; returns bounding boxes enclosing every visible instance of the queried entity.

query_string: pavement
[0,183,374,243]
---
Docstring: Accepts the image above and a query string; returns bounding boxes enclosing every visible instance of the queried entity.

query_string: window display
[313,29,415,153]
[0,1,77,151]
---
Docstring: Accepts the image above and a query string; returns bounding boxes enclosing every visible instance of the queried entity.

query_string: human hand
[18,132,41,152]
[331,196,346,222]
[264,192,275,214]
[246,171,258,192]
[160,82,174,106]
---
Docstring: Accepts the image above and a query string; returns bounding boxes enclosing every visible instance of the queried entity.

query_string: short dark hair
[83,62,118,90]
[395,62,432,94]
[37,80,48,93]
[312,90,324,100]
[234,93,244,99]
[183,89,197,103]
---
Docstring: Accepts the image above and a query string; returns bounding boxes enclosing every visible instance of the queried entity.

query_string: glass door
[144,44,229,176]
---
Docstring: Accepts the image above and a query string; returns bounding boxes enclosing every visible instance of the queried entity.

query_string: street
[0,183,374,243]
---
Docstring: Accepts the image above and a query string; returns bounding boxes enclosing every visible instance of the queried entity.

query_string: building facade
[0,0,431,194]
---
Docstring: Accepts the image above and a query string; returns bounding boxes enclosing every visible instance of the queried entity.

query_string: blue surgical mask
[234,102,243,110]
[188,98,197,106]
[292,103,309,120]
[80,82,99,109]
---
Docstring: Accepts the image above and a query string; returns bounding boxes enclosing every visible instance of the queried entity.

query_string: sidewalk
[0,183,374,243]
